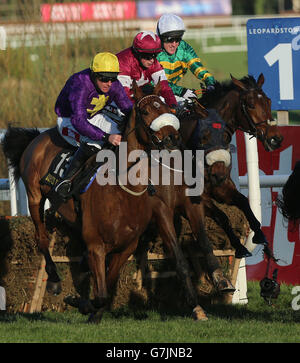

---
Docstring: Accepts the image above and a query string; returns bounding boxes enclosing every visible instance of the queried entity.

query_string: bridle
[237,89,277,140]
[118,93,182,196]
[135,94,180,151]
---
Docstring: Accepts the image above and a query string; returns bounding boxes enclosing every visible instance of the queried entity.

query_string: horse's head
[206,151,231,186]
[231,73,283,151]
[132,80,181,151]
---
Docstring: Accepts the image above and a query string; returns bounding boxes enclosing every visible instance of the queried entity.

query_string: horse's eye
[141,110,149,116]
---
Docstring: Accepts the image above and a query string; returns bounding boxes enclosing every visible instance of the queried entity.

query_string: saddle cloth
[39,150,98,194]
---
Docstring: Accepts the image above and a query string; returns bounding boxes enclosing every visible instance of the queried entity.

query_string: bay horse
[276,161,300,225]
[179,74,284,255]
[2,81,231,322]
[181,105,252,258]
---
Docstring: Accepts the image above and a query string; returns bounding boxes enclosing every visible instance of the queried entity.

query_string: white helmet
[156,14,185,39]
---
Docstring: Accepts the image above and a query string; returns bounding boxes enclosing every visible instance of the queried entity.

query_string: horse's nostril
[269,137,282,148]
[271,138,277,144]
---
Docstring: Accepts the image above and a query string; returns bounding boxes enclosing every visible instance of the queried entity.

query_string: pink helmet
[133,31,162,54]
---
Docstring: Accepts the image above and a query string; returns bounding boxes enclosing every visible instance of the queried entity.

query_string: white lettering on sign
[292,34,300,50]
[92,3,125,20]
[264,43,294,100]
[248,26,298,35]
[50,4,82,22]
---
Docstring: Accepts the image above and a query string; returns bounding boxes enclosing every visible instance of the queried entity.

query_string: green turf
[0,282,299,343]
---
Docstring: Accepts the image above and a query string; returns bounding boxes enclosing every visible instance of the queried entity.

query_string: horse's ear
[230,74,247,91]
[257,73,264,88]
[153,78,162,96]
[132,79,143,100]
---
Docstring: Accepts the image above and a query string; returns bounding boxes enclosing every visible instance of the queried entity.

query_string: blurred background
[0,0,299,213]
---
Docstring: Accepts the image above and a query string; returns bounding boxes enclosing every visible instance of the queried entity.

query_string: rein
[151,154,183,173]
[117,175,148,196]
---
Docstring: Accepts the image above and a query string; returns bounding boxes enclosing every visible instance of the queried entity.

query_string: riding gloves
[181,88,197,100]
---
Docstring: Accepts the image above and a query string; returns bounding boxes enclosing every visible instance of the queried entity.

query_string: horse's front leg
[184,200,235,294]
[28,198,62,295]
[83,238,108,324]
[154,206,208,321]
[212,178,268,246]
[204,198,252,258]
[230,190,268,246]
[106,238,139,292]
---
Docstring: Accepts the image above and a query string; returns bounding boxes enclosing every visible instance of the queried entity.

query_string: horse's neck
[216,92,240,143]
[120,114,149,190]
[180,115,198,146]
[125,114,143,155]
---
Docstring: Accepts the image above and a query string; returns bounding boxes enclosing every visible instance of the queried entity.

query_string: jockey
[156,14,216,103]
[54,52,132,199]
[117,31,177,108]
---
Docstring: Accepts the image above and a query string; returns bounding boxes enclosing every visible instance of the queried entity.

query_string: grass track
[0,282,299,343]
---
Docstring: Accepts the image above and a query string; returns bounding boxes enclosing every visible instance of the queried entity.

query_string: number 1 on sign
[264,43,294,100]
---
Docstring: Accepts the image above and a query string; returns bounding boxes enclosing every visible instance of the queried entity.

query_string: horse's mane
[200,74,258,108]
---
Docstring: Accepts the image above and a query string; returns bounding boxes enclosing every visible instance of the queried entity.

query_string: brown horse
[2,81,232,322]
[180,105,251,258]
[179,74,284,255]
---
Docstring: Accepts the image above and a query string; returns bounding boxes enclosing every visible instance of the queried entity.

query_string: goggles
[163,36,182,43]
[96,74,118,83]
[139,52,158,60]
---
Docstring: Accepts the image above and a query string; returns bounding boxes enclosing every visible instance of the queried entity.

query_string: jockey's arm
[117,74,134,104]
[151,69,177,107]
[69,87,108,142]
[113,80,133,116]
[184,41,215,87]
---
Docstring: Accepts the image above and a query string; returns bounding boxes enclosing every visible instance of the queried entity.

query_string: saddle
[40,149,103,213]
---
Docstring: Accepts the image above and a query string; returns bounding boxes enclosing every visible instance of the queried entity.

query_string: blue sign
[247,18,300,111]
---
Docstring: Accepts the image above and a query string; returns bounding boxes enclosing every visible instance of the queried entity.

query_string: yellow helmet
[90,52,119,74]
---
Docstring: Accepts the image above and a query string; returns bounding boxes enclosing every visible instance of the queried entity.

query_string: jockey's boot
[55,143,99,199]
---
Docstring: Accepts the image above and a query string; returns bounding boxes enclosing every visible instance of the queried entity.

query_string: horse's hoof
[192,306,208,321]
[64,295,81,308]
[235,246,252,259]
[212,269,235,294]
[217,279,236,294]
[253,230,268,245]
[78,300,96,315]
[46,280,62,295]
[87,308,105,324]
